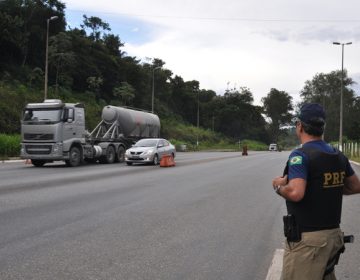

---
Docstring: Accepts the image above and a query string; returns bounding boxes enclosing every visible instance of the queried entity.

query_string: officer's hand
[272,175,288,189]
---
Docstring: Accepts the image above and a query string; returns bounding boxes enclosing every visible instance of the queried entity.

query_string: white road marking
[265,249,284,280]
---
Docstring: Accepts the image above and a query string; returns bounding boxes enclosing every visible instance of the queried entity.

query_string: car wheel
[153,154,159,165]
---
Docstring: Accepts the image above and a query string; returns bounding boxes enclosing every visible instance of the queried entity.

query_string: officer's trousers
[281,228,344,280]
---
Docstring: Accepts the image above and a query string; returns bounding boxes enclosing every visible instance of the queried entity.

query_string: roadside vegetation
[1,0,360,159]
[0,134,21,159]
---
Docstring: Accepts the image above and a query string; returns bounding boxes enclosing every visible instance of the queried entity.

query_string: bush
[240,139,268,151]
[0,134,21,158]
[162,119,268,151]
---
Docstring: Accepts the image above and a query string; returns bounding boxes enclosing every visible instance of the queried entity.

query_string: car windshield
[23,109,63,123]
[134,139,158,147]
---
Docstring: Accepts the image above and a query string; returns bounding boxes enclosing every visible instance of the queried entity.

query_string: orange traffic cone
[160,154,176,167]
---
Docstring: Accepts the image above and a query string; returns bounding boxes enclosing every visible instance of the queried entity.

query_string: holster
[324,245,345,276]
[283,214,301,242]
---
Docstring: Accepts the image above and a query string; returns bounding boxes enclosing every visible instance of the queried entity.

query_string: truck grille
[24,133,54,140]
[25,145,52,155]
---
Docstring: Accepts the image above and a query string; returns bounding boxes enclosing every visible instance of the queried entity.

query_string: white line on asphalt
[350,160,360,166]
[265,249,284,280]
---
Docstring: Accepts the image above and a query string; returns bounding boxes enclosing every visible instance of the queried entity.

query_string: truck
[20,99,160,167]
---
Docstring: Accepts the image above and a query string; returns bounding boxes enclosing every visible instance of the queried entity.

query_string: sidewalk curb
[1,158,23,163]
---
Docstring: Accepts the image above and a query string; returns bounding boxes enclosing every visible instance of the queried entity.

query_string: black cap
[299,103,326,126]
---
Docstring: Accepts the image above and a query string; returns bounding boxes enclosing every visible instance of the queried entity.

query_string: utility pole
[44,16,58,100]
[332,41,352,151]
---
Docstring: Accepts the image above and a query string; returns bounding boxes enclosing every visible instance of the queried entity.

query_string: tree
[0,9,25,69]
[48,32,75,90]
[300,70,356,142]
[81,15,110,41]
[87,76,103,100]
[208,88,267,141]
[0,0,66,76]
[112,82,135,106]
[262,88,293,142]
[103,34,124,57]
[28,67,44,87]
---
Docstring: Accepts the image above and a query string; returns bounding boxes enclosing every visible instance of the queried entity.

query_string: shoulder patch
[289,156,303,166]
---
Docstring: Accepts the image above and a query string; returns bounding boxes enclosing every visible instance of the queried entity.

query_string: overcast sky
[63,0,360,105]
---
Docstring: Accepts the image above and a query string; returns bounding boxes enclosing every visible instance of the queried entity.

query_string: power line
[68,9,360,23]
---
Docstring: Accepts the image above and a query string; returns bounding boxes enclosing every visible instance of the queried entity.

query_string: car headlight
[144,149,155,155]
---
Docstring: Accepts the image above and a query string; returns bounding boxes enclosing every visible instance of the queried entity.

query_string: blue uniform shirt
[288,140,354,180]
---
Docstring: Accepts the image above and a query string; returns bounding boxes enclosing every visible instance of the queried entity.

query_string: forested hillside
[1,0,360,147]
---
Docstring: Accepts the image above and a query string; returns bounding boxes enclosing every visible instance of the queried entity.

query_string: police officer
[272,103,360,280]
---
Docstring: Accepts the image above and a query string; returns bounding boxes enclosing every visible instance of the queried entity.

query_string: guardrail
[342,142,360,158]
[333,142,360,159]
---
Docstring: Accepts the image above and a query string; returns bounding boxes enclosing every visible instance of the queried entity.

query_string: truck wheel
[116,146,125,163]
[153,154,159,165]
[31,159,46,167]
[100,146,115,164]
[66,146,82,167]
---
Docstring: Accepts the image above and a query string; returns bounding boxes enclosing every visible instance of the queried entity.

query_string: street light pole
[333,41,352,151]
[151,66,161,113]
[44,16,58,101]
[197,90,200,147]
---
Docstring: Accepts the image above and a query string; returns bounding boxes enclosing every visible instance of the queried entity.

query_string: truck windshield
[23,109,63,123]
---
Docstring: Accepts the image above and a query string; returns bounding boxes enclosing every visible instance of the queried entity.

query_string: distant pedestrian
[272,103,360,279]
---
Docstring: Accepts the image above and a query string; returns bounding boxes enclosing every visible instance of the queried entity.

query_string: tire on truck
[99,145,115,164]
[66,145,82,167]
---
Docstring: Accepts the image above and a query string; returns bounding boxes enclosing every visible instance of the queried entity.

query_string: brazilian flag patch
[289,156,303,166]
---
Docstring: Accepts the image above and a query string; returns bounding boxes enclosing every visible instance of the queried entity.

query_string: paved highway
[0,152,359,279]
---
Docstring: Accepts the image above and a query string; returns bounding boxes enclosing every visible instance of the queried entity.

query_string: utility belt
[283,214,340,242]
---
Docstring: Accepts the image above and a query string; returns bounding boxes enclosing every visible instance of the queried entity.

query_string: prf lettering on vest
[323,171,346,188]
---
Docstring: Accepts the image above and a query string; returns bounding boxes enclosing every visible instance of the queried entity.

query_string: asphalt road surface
[0,151,359,280]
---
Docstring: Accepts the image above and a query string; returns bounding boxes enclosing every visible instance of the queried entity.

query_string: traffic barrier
[160,154,175,167]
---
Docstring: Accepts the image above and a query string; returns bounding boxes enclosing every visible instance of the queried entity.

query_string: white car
[269,143,278,151]
[125,138,176,165]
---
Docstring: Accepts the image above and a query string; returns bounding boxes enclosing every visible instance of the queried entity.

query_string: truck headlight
[21,144,25,154]
[53,143,63,154]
